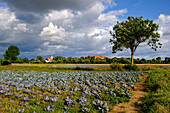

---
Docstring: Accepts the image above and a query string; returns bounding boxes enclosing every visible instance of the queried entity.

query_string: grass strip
[141,67,170,113]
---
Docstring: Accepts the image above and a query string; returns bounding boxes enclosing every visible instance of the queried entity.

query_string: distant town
[21,55,170,64]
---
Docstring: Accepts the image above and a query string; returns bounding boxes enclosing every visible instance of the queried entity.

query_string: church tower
[51,55,53,60]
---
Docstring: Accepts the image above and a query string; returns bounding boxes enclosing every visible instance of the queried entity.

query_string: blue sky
[104,0,170,19]
[0,4,5,7]
[0,0,169,59]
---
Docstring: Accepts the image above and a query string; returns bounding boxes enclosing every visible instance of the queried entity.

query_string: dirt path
[109,75,149,113]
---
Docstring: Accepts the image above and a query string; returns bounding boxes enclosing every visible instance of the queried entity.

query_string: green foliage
[164,57,170,64]
[22,57,30,63]
[15,55,169,65]
[37,56,44,61]
[110,63,124,71]
[15,58,23,63]
[141,67,170,113]
[110,16,162,65]
[1,60,11,66]
[134,101,138,105]
[3,45,20,62]
[54,56,63,60]
[0,57,3,62]
[124,64,139,71]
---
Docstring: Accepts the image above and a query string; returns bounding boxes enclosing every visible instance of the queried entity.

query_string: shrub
[123,64,138,71]
[110,63,124,71]
[1,60,11,66]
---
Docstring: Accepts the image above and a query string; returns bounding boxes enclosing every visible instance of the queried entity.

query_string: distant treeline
[1,56,169,64]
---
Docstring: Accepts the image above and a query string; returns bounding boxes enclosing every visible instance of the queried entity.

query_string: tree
[151,58,156,64]
[54,56,63,61]
[140,58,147,64]
[3,45,20,62]
[164,57,170,64]
[134,58,140,64]
[37,56,44,61]
[67,57,73,63]
[15,58,23,63]
[156,57,161,64]
[30,58,36,63]
[80,56,85,60]
[22,57,29,63]
[110,16,162,65]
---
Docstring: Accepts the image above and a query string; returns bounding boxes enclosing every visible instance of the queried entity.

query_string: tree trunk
[131,52,134,65]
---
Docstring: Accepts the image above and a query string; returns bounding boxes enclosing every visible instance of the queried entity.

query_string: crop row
[0,70,148,113]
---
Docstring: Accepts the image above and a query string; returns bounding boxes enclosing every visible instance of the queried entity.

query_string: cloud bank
[0,0,169,59]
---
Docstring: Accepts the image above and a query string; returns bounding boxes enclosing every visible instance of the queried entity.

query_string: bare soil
[109,75,149,113]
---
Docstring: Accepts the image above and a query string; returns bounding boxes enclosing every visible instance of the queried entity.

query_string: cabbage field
[0,70,148,113]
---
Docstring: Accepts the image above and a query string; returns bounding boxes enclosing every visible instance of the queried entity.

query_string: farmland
[0,65,169,113]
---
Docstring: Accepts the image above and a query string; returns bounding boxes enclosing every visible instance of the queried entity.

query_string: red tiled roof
[85,56,107,59]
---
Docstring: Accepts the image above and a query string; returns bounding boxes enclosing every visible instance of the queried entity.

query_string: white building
[45,55,53,63]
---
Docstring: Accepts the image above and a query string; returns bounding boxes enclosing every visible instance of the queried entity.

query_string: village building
[45,55,53,63]
[85,56,107,59]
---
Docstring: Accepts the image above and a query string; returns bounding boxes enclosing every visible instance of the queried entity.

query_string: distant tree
[140,58,147,64]
[119,57,130,64]
[22,57,29,63]
[37,56,44,61]
[164,57,170,64]
[3,45,20,62]
[0,57,3,62]
[57,60,63,63]
[74,57,79,64]
[16,58,23,63]
[30,59,36,63]
[105,57,110,64]
[67,57,73,63]
[86,56,91,59]
[62,57,67,63]
[90,59,96,64]
[134,58,140,64]
[65,59,70,63]
[54,56,63,61]
[110,16,162,65]
[80,56,85,60]
[85,59,91,64]
[100,59,107,64]
[156,57,161,64]
[79,59,85,64]
[151,58,156,64]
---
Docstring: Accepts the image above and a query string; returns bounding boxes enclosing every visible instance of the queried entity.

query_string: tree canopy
[110,16,162,65]
[3,45,20,62]
[37,56,44,61]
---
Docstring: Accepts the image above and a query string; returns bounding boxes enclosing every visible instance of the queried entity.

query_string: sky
[0,0,169,59]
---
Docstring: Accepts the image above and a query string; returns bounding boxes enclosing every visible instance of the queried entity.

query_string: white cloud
[13,23,28,32]
[40,22,66,42]
[97,9,127,24]
[38,43,68,56]
[0,8,18,30]
[0,1,169,59]
[44,10,74,29]
[45,10,75,21]
[155,14,170,36]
